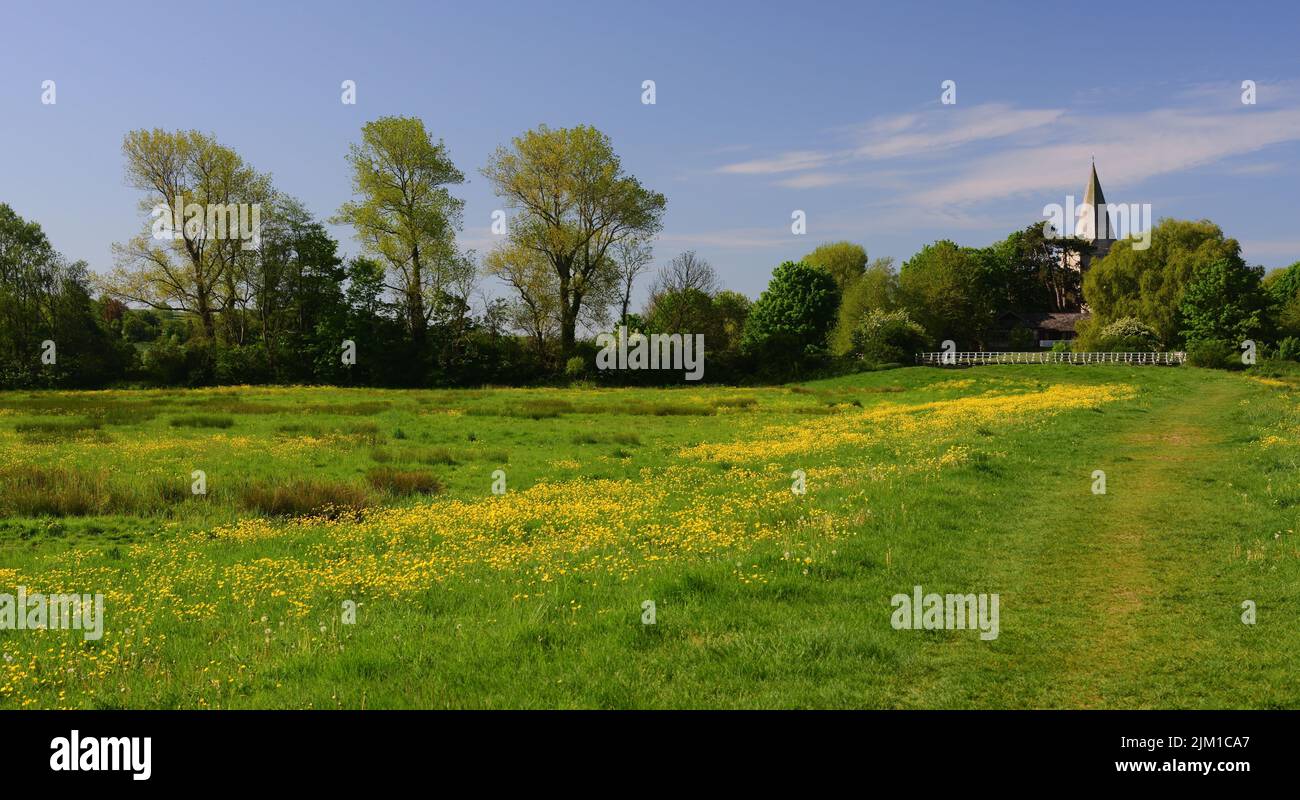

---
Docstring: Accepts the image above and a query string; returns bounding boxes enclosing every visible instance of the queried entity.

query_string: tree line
[813,217,1299,369]
[2,116,1296,389]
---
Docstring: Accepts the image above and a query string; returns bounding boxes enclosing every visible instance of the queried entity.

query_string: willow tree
[106,129,270,341]
[333,116,468,356]
[482,125,665,355]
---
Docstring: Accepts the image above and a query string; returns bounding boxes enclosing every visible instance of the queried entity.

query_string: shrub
[214,344,272,385]
[564,356,587,379]
[849,310,929,365]
[1007,326,1037,351]
[1185,338,1238,369]
[1276,336,1300,362]
[144,340,215,386]
[1095,317,1160,351]
[829,260,898,356]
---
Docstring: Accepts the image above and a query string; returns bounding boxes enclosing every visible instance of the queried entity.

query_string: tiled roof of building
[1000,311,1090,332]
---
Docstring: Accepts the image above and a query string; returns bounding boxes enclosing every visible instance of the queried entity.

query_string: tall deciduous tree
[972,226,1057,314]
[1178,257,1269,345]
[651,250,717,298]
[251,195,348,378]
[1,204,125,388]
[482,124,665,355]
[831,257,897,355]
[644,250,720,332]
[898,241,993,348]
[1264,261,1300,339]
[106,129,270,341]
[1017,222,1084,312]
[334,116,468,358]
[802,241,868,293]
[711,290,752,354]
[740,261,840,360]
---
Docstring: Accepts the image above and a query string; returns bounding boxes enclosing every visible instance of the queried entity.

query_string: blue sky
[3,0,1299,307]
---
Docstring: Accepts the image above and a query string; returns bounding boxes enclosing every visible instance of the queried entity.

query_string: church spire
[1080,161,1112,241]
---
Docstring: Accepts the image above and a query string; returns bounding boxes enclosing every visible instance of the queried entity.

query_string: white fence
[916,351,1186,366]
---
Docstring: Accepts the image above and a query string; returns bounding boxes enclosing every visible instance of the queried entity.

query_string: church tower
[1075,161,1115,271]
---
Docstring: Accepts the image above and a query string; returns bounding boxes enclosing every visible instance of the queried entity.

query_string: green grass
[1,366,1298,708]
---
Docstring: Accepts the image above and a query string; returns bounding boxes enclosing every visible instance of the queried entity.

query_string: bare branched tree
[651,250,717,300]
[612,237,654,328]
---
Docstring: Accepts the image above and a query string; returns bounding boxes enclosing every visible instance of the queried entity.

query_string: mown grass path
[967,373,1288,708]
[1046,379,1233,706]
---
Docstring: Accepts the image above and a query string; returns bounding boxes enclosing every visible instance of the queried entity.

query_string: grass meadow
[1,365,1298,708]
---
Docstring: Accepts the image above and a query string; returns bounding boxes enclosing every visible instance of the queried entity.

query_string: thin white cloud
[775,172,855,189]
[861,112,921,136]
[1220,161,1287,176]
[850,104,1064,159]
[713,92,1300,233]
[911,106,1300,207]
[1175,78,1300,106]
[863,204,1012,234]
[717,103,1063,178]
[715,150,833,175]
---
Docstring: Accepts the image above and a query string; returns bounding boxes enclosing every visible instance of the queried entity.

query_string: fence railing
[916,351,1186,366]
